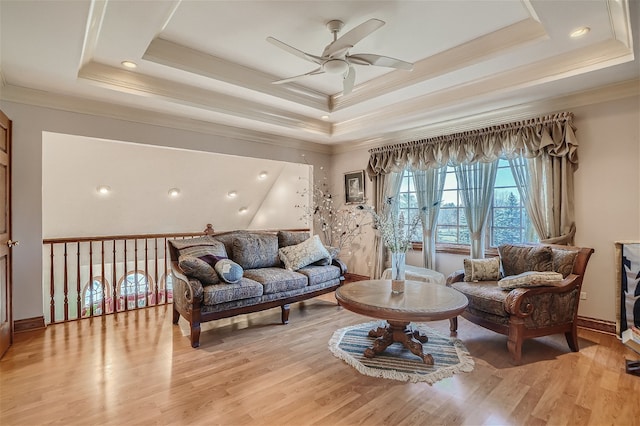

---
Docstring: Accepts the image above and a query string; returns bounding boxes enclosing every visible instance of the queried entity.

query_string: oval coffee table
[335,279,468,364]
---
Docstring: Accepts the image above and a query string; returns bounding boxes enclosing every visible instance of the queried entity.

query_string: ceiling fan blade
[322,18,385,58]
[347,53,413,70]
[272,67,325,84]
[266,37,324,65]
[342,66,356,95]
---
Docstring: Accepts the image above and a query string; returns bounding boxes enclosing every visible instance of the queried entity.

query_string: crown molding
[0,84,333,155]
[143,38,329,112]
[332,38,633,138]
[78,61,331,136]
[330,78,639,154]
[329,17,548,111]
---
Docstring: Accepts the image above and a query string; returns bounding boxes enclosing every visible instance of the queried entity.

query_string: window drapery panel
[413,168,446,268]
[366,112,579,248]
[367,112,578,176]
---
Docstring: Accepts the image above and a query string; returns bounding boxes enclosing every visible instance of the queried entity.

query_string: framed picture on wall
[344,170,365,204]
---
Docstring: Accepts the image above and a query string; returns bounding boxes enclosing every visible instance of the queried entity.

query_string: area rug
[329,320,474,384]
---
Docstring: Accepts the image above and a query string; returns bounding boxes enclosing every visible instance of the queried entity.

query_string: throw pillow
[232,233,280,269]
[170,236,220,250]
[214,259,244,284]
[312,245,340,266]
[178,255,220,285]
[279,235,331,271]
[463,257,501,282]
[177,239,227,259]
[498,244,553,277]
[498,271,564,290]
[277,231,310,248]
[552,248,579,278]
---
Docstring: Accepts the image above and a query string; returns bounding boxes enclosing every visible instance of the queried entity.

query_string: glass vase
[390,251,406,294]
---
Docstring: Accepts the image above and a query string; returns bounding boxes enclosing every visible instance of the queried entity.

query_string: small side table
[381,264,445,285]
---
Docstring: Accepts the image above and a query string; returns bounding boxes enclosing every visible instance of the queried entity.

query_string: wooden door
[0,110,12,359]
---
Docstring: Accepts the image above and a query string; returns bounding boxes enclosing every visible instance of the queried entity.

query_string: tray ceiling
[0,0,637,148]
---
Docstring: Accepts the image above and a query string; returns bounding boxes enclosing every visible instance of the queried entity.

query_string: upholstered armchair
[447,243,594,364]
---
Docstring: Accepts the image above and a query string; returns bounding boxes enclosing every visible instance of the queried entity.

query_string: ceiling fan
[266,18,413,95]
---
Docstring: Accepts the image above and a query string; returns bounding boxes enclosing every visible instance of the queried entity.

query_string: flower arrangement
[357,197,425,253]
[295,178,370,252]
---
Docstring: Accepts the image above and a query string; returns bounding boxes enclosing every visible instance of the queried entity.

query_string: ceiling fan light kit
[267,18,413,95]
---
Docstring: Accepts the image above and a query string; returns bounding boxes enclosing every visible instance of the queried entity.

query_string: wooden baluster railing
[89,241,94,317]
[112,239,117,316]
[76,242,81,318]
[101,241,106,315]
[63,243,69,322]
[42,229,241,323]
[154,238,159,305]
[123,239,128,312]
[49,244,55,323]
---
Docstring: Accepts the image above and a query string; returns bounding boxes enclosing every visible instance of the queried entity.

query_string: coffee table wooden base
[363,320,435,365]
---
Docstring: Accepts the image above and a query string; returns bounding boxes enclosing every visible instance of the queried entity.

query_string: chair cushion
[232,233,280,269]
[498,271,563,290]
[450,281,508,317]
[312,245,340,266]
[498,244,553,276]
[552,248,579,277]
[242,268,308,294]
[463,258,501,282]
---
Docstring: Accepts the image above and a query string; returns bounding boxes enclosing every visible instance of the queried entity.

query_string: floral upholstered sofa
[447,243,594,364]
[168,229,346,348]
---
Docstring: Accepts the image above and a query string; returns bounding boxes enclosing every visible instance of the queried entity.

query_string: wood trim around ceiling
[0,84,333,154]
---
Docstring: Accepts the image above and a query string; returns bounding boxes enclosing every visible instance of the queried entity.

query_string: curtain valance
[367,112,577,177]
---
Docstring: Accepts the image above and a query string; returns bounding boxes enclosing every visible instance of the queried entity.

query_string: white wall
[2,100,331,321]
[42,132,311,237]
[330,94,640,322]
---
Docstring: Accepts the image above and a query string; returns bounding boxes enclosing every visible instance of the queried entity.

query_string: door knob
[7,240,19,247]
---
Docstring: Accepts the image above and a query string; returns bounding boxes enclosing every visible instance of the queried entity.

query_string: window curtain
[413,167,446,268]
[366,112,578,253]
[454,161,498,258]
[509,155,576,245]
[370,171,403,279]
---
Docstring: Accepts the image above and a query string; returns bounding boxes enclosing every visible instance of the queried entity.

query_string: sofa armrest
[504,274,580,318]
[332,258,348,276]
[171,261,204,304]
[446,269,465,286]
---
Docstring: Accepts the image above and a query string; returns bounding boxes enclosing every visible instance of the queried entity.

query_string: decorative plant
[357,197,425,253]
[296,178,370,253]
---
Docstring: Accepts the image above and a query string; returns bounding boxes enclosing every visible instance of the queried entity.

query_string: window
[397,170,422,242]
[399,158,536,248]
[82,277,110,317]
[118,271,152,309]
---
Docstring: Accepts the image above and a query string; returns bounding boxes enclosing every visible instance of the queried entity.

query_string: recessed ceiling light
[168,188,180,197]
[321,115,330,120]
[570,26,590,38]
[258,171,268,180]
[96,185,111,194]
[238,207,248,214]
[227,190,237,198]
[121,60,137,69]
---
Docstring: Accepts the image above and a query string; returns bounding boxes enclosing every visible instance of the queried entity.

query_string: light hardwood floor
[1,293,639,426]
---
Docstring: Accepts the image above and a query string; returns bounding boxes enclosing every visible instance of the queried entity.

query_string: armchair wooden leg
[172,307,180,324]
[508,320,524,364]
[565,324,580,352]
